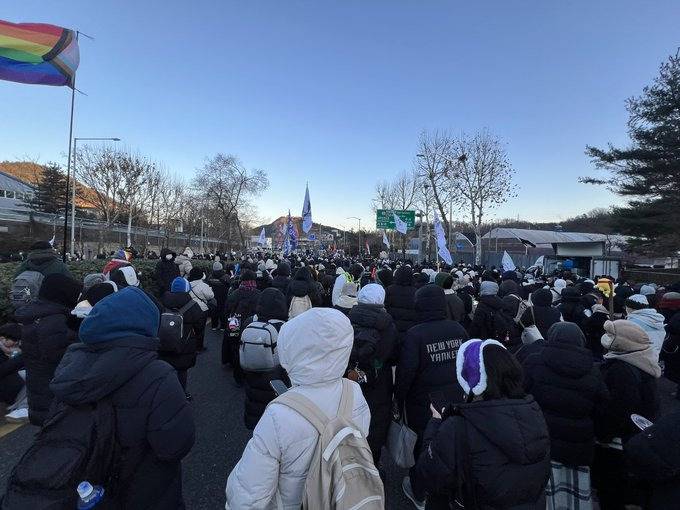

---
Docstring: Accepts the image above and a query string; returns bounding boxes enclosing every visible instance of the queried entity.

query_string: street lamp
[347,216,361,256]
[68,137,121,258]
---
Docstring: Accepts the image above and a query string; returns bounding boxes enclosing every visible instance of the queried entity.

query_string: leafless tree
[192,154,269,249]
[450,130,517,264]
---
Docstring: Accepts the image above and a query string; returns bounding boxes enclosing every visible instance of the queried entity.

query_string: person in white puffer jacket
[225,308,371,509]
[625,294,666,358]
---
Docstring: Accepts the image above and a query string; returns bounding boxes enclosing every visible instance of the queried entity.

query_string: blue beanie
[79,287,160,344]
[171,276,191,293]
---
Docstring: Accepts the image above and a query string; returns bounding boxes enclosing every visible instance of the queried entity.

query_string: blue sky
[2,1,679,231]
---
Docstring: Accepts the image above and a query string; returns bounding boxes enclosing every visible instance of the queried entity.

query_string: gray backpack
[239,318,284,372]
[272,379,384,509]
[10,271,44,308]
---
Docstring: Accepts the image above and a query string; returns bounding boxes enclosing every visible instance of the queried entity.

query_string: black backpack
[158,300,195,353]
[2,399,119,510]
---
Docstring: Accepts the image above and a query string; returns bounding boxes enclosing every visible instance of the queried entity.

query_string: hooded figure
[592,319,660,509]
[225,308,371,509]
[154,248,180,295]
[174,248,193,278]
[242,288,289,430]
[271,261,291,295]
[335,280,359,315]
[523,322,608,508]
[625,294,666,358]
[287,266,322,308]
[469,280,513,341]
[347,284,398,464]
[395,284,468,498]
[435,272,465,323]
[558,287,587,326]
[13,241,72,279]
[109,266,140,289]
[385,266,418,341]
[15,273,82,425]
[414,340,551,509]
[526,288,562,338]
[50,287,195,509]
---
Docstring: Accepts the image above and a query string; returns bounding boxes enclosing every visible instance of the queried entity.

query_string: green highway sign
[376,209,416,230]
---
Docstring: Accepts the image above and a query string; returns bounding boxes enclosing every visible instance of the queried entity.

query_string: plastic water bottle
[76,481,105,509]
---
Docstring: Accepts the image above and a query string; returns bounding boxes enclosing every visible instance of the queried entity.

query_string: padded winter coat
[627,308,667,358]
[225,309,370,510]
[174,253,192,277]
[625,410,680,510]
[415,396,551,509]
[468,294,512,341]
[395,284,468,435]
[286,266,322,307]
[15,300,77,426]
[50,288,194,509]
[227,285,261,319]
[189,278,215,312]
[159,291,203,370]
[13,249,72,279]
[523,322,609,466]
[385,266,418,340]
[153,249,180,295]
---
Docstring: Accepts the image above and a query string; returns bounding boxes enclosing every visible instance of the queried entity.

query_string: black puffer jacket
[469,294,512,341]
[271,262,291,295]
[559,288,587,327]
[242,288,289,430]
[395,285,468,435]
[287,266,322,307]
[385,266,418,340]
[523,322,609,466]
[416,396,551,510]
[348,302,398,460]
[159,291,203,370]
[625,410,680,510]
[153,248,180,295]
[227,284,261,319]
[595,359,659,443]
[15,301,77,426]
[527,288,562,338]
[50,290,194,509]
[662,314,680,384]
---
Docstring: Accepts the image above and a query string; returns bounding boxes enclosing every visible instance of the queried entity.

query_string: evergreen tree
[584,51,680,255]
[26,163,68,214]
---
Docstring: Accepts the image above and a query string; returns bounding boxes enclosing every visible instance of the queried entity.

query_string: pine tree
[26,163,68,214]
[584,51,680,255]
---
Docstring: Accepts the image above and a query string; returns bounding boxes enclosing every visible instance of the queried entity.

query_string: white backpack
[289,295,312,319]
[272,379,384,510]
[239,318,284,372]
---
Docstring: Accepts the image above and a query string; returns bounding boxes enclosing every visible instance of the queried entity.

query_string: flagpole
[61,31,79,262]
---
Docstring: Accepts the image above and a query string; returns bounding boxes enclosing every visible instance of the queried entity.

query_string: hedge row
[0,259,214,324]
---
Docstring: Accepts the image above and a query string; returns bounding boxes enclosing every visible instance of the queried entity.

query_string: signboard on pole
[376,209,416,230]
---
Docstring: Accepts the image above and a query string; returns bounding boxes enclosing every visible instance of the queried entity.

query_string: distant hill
[251,216,347,243]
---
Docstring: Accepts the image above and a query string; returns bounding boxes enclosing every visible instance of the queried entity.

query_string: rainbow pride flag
[0,19,79,87]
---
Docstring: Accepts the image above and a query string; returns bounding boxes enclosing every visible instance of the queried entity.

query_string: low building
[0,169,34,209]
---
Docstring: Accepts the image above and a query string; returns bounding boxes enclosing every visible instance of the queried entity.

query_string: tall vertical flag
[301,184,313,234]
[365,241,371,255]
[502,251,516,272]
[382,230,390,249]
[0,20,80,87]
[393,212,408,234]
[433,212,453,265]
[283,211,298,255]
[257,227,266,246]
[527,255,544,272]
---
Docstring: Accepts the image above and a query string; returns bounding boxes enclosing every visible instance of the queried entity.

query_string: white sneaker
[5,407,29,424]
[402,476,425,510]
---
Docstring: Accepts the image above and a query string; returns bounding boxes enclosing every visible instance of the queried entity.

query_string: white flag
[257,227,266,246]
[302,184,313,234]
[48,235,55,247]
[393,212,408,234]
[382,230,390,249]
[502,250,516,272]
[433,212,453,265]
[527,255,544,272]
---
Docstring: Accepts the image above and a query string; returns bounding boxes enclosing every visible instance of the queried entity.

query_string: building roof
[483,227,628,250]
[0,170,34,193]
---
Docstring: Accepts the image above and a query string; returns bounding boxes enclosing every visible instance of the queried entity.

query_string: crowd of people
[1,240,680,509]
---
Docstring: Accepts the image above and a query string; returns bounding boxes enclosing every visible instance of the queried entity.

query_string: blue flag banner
[302,184,313,234]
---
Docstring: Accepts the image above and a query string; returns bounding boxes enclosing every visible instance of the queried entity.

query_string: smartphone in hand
[270,379,289,396]
[429,391,448,415]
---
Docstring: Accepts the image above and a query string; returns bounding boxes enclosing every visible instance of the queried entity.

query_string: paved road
[0,328,414,509]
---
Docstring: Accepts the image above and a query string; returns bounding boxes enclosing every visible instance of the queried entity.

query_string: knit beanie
[357,283,385,305]
[480,281,499,296]
[626,294,649,311]
[531,288,553,307]
[640,284,656,296]
[188,267,204,281]
[84,281,118,306]
[30,241,53,251]
[456,339,506,397]
[171,277,191,293]
[212,261,223,272]
[83,273,107,292]
[39,273,83,308]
